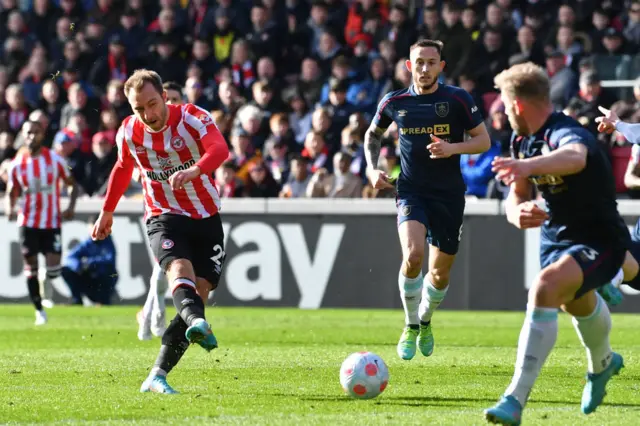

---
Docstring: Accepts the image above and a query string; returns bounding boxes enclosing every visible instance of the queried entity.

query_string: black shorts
[147,213,226,288]
[20,227,62,258]
[540,240,626,300]
[396,192,465,255]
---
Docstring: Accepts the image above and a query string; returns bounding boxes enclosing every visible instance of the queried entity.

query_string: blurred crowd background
[0,0,639,201]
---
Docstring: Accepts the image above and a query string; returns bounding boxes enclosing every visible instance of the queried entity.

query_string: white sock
[398,270,423,326]
[505,306,558,407]
[151,264,167,315]
[150,367,167,377]
[572,293,613,374]
[418,278,448,323]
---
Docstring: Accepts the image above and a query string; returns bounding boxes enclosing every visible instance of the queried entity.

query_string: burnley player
[5,120,78,325]
[365,39,490,361]
[92,70,229,394]
[136,81,184,341]
[485,63,632,425]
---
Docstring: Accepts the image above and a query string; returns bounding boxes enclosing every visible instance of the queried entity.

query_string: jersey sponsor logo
[161,239,174,250]
[156,155,173,170]
[529,175,564,186]
[399,124,450,136]
[146,159,196,181]
[435,102,449,117]
[170,135,186,151]
[398,110,407,117]
[25,182,53,194]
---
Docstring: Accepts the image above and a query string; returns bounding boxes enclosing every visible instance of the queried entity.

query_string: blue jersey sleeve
[454,89,484,131]
[372,92,395,129]
[551,126,596,153]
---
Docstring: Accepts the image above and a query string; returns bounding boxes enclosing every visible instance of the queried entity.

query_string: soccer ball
[339,351,389,399]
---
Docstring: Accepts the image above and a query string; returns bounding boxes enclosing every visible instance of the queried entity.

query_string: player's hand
[367,169,395,190]
[169,166,201,191]
[427,135,457,159]
[91,211,113,241]
[595,106,620,134]
[61,208,74,221]
[491,156,532,185]
[510,201,548,229]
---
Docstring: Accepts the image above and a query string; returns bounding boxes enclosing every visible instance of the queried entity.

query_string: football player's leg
[151,262,168,337]
[395,214,427,360]
[564,291,623,414]
[417,245,456,357]
[137,280,155,341]
[486,253,584,424]
[24,255,46,324]
[141,278,212,394]
[41,231,62,307]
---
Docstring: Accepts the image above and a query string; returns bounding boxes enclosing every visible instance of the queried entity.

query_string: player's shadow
[299,395,497,406]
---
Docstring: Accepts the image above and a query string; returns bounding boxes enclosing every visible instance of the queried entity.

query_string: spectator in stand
[302,130,331,173]
[307,151,362,198]
[243,160,279,198]
[1,83,31,133]
[625,1,640,46]
[280,154,311,198]
[215,161,245,198]
[286,89,312,146]
[546,50,579,110]
[38,80,63,137]
[565,71,617,136]
[460,139,501,199]
[163,81,184,105]
[486,100,512,154]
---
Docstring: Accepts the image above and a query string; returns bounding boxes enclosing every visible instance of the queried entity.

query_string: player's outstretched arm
[596,106,640,144]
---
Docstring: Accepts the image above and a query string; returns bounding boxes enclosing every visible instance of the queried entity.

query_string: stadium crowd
[0,0,639,200]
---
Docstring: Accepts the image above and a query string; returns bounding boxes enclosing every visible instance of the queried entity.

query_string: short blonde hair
[124,69,164,97]
[494,62,550,103]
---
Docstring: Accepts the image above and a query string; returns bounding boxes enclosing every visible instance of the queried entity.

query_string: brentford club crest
[171,135,186,151]
[156,154,173,170]
[199,114,212,125]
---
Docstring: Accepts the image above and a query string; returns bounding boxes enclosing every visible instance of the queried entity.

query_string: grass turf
[1,305,639,425]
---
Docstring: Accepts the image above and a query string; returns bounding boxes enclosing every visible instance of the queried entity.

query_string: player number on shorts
[210,244,226,265]
[581,248,599,261]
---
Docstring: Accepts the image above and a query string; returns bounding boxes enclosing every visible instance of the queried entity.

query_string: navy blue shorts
[396,193,465,255]
[540,240,626,300]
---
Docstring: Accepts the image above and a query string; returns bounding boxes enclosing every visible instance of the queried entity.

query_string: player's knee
[46,265,62,280]
[403,252,423,274]
[429,268,450,287]
[530,268,564,307]
[166,259,195,282]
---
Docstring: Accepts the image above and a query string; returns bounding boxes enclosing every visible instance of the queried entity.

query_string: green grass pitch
[1,305,640,425]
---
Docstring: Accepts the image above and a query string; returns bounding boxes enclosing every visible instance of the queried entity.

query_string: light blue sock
[505,305,558,407]
[418,279,448,323]
[398,270,424,326]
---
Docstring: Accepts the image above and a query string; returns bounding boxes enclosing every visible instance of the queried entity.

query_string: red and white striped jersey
[116,103,222,220]
[7,147,71,229]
